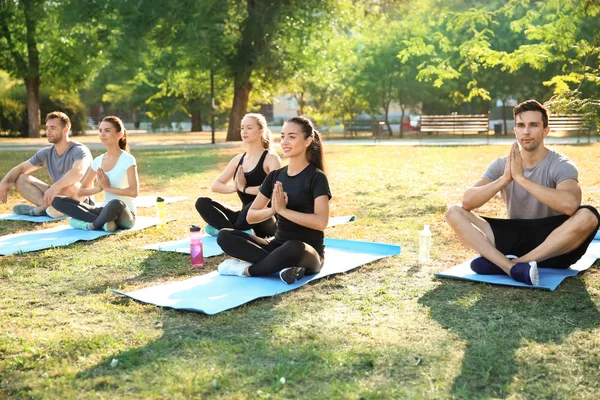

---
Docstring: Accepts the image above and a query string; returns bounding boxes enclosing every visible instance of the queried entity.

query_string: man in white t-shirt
[0,112,92,217]
[445,100,599,286]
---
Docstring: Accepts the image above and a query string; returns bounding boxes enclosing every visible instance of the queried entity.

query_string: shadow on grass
[419,277,600,398]
[80,248,224,295]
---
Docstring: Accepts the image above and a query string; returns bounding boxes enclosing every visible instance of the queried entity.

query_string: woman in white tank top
[51,116,139,231]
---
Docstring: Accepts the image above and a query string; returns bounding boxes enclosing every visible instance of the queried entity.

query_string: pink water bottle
[190,225,204,267]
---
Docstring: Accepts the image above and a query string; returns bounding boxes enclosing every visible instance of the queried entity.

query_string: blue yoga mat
[0,213,66,222]
[112,238,401,315]
[327,215,355,227]
[435,240,600,291]
[0,196,187,223]
[143,235,224,258]
[0,216,163,255]
[143,215,355,257]
[595,230,600,241]
[141,215,357,257]
[134,195,188,208]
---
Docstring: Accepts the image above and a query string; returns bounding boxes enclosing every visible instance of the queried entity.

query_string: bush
[0,74,87,137]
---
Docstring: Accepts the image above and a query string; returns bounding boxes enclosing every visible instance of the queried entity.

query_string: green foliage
[0,71,87,136]
[0,71,26,135]
[397,0,600,114]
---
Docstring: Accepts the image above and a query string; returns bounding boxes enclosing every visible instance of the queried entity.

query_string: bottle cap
[156,197,165,202]
[190,225,201,232]
[424,224,430,231]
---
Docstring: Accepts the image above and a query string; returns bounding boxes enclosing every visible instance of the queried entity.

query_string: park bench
[548,114,596,143]
[420,112,490,135]
[344,120,372,137]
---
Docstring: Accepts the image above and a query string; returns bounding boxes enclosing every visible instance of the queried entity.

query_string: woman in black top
[217,116,331,284]
[195,113,280,238]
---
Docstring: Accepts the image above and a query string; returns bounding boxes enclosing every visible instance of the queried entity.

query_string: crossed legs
[445,205,599,275]
[14,174,81,216]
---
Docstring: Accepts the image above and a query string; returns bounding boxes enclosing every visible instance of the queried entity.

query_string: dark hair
[243,113,272,150]
[45,111,71,131]
[513,100,549,128]
[285,116,325,172]
[101,116,130,152]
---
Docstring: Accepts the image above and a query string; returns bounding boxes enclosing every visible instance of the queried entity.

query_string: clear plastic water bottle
[156,196,166,226]
[190,225,204,267]
[418,224,432,263]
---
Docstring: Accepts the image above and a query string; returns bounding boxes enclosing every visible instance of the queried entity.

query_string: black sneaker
[279,267,306,284]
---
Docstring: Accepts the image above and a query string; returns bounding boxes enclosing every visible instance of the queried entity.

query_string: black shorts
[483,205,600,269]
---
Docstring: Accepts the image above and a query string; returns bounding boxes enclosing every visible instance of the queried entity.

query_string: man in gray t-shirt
[0,112,92,217]
[445,100,599,286]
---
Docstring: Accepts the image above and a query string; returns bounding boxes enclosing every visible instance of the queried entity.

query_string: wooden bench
[548,114,596,143]
[420,113,490,135]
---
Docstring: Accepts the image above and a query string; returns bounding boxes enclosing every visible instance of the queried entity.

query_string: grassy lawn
[1,143,599,399]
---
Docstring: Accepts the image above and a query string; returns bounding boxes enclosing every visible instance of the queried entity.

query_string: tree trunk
[400,107,405,139]
[23,0,41,138]
[226,81,252,141]
[502,98,508,135]
[25,76,40,138]
[384,105,392,137]
[191,111,202,132]
[295,92,304,116]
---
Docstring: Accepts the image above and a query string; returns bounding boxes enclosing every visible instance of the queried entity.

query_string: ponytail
[102,116,130,153]
[261,128,272,150]
[119,129,130,152]
[286,116,325,172]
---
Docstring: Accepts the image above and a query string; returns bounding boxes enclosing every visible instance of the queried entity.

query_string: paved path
[0,135,597,152]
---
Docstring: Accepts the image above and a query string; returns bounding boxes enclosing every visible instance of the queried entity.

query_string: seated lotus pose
[216,116,331,285]
[52,116,139,232]
[195,113,281,237]
[445,100,600,286]
[0,111,92,217]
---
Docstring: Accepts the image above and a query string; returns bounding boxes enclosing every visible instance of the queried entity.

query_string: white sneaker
[217,259,251,277]
[45,206,65,219]
[102,221,117,232]
[529,261,540,287]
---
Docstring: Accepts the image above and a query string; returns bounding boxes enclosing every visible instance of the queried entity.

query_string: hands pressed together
[235,166,246,192]
[96,168,111,190]
[502,142,525,184]
[272,181,288,215]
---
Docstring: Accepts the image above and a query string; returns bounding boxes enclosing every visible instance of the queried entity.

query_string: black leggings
[52,195,136,230]
[195,197,277,238]
[217,229,324,276]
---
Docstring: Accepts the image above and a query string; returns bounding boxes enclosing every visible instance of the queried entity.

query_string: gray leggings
[52,195,136,230]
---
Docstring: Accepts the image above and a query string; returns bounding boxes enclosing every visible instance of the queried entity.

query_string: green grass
[1,144,600,399]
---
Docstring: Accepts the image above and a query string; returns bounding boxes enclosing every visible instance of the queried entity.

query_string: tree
[223,0,357,141]
[0,0,42,137]
[0,0,110,137]
[397,0,600,120]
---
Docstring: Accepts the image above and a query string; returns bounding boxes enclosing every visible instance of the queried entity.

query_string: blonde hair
[243,113,271,150]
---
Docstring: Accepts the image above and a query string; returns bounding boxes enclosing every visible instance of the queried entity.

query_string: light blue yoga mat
[0,196,187,223]
[112,238,401,315]
[327,215,355,227]
[0,213,66,222]
[141,215,357,257]
[435,240,600,291]
[0,216,162,255]
[595,230,600,241]
[143,236,224,258]
[134,195,188,208]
